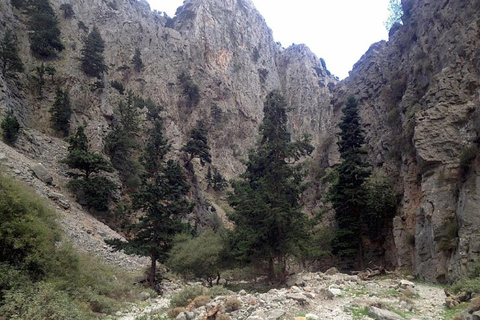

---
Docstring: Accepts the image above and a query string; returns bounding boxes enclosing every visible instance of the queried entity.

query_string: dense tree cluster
[0,31,24,78]
[28,0,64,58]
[80,26,107,78]
[49,88,72,137]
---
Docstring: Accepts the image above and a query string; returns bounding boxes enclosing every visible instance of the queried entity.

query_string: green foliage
[49,88,72,136]
[363,170,397,240]
[299,226,334,261]
[62,127,115,211]
[227,90,313,283]
[45,64,56,80]
[0,173,142,318]
[167,230,224,286]
[28,0,64,58]
[106,119,193,289]
[80,26,107,78]
[169,286,203,308]
[0,173,60,280]
[11,0,26,9]
[181,126,212,167]
[78,21,88,32]
[328,96,370,261]
[211,104,223,123]
[105,92,141,190]
[1,110,20,144]
[59,3,74,19]
[385,0,403,31]
[110,80,125,94]
[178,71,200,107]
[437,217,459,251]
[132,47,144,72]
[0,30,24,77]
[32,63,46,96]
[206,285,231,297]
[451,275,480,294]
[206,166,228,191]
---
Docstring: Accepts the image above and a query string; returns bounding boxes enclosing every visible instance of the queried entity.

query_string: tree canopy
[80,26,107,78]
[227,90,313,283]
[0,31,24,77]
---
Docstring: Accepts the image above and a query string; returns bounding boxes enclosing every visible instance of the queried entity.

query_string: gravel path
[108,272,448,320]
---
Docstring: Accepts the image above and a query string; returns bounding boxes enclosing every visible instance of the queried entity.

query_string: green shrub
[451,277,480,294]
[192,295,211,307]
[1,282,88,320]
[167,230,224,286]
[207,285,230,298]
[178,72,200,107]
[67,176,116,212]
[437,217,459,251]
[110,80,125,94]
[169,286,203,308]
[1,111,20,144]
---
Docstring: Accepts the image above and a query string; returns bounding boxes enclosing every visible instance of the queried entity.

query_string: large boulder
[31,163,53,184]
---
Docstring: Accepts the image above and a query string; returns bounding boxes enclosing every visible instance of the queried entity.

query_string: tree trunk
[268,257,275,283]
[149,255,156,289]
[216,272,221,285]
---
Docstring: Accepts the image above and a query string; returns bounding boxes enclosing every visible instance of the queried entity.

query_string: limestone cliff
[333,0,480,281]
[1,0,480,282]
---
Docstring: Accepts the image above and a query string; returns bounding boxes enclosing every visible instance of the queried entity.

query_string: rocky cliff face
[333,0,480,281]
[1,0,479,282]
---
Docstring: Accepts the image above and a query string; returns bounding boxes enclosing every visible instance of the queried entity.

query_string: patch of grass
[169,286,204,308]
[442,303,468,320]
[349,307,369,319]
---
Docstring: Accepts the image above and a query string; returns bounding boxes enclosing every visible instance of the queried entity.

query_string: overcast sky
[146,0,390,79]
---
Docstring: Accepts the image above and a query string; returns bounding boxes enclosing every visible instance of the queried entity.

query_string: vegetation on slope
[0,172,144,319]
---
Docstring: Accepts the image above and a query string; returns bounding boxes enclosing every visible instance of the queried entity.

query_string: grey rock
[368,306,405,320]
[399,280,415,289]
[472,311,480,320]
[328,287,342,296]
[286,293,308,305]
[305,313,319,320]
[247,316,264,320]
[0,152,6,160]
[266,309,285,320]
[176,312,188,320]
[185,311,195,320]
[325,267,340,275]
[31,163,53,184]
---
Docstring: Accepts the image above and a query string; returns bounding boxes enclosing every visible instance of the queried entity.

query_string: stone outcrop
[1,0,480,282]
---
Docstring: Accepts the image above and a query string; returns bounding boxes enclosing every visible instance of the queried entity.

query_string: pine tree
[62,127,116,211]
[1,110,20,145]
[106,119,193,289]
[105,92,141,189]
[80,26,108,78]
[0,30,24,77]
[227,90,313,283]
[385,0,403,30]
[206,166,213,188]
[49,88,72,136]
[328,96,370,268]
[131,47,144,72]
[212,167,227,191]
[28,0,64,58]
[181,126,211,167]
[32,63,46,96]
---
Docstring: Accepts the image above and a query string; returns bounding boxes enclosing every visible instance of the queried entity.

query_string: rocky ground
[109,270,449,320]
[0,129,148,270]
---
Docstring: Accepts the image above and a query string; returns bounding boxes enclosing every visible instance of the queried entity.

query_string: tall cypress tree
[227,90,313,283]
[131,47,144,72]
[80,26,107,78]
[106,119,193,289]
[328,96,370,268]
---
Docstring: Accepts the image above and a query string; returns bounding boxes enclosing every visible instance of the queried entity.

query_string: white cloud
[147,0,390,79]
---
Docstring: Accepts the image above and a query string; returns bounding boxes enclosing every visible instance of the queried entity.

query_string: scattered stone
[398,280,415,289]
[369,306,405,320]
[176,312,188,320]
[472,311,480,320]
[328,287,342,297]
[266,309,285,320]
[0,152,6,160]
[305,313,319,320]
[286,294,308,305]
[325,267,340,275]
[31,163,53,184]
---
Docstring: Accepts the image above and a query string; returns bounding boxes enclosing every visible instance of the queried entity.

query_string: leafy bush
[67,176,116,212]
[0,172,142,318]
[167,230,224,286]
[1,111,20,144]
[169,286,203,308]
[1,282,88,320]
[207,285,231,298]
[59,3,75,19]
